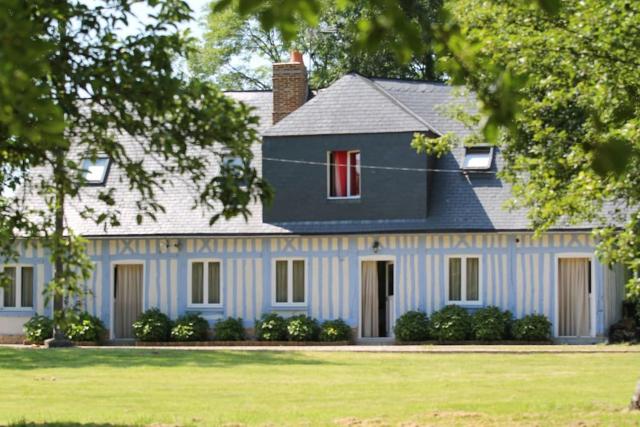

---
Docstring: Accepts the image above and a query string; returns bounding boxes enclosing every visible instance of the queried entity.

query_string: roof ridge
[356,75,442,136]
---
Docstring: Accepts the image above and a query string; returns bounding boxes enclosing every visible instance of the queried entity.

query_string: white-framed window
[188,260,222,307]
[1,265,34,309]
[272,258,306,305]
[462,146,493,170]
[328,150,361,198]
[81,157,111,184]
[446,255,481,304]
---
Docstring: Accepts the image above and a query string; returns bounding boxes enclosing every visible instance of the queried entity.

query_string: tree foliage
[0,0,271,333]
[193,0,443,89]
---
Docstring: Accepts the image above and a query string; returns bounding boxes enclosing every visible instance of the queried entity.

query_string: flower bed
[133,340,351,347]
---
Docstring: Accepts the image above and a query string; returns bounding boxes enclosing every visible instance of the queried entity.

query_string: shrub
[512,314,552,341]
[171,312,210,342]
[393,311,430,342]
[255,313,287,341]
[132,308,172,342]
[471,306,513,341]
[65,312,106,343]
[429,305,472,341]
[319,319,352,342]
[23,314,54,344]
[214,317,246,341]
[286,315,319,341]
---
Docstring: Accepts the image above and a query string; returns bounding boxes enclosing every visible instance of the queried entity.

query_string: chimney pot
[291,50,303,64]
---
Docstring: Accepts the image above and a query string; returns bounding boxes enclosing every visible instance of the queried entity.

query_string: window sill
[0,308,35,316]
[186,305,224,311]
[445,301,483,307]
[271,304,307,310]
[326,197,361,203]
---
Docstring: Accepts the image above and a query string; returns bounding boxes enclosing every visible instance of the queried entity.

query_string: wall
[0,232,621,339]
[262,133,429,222]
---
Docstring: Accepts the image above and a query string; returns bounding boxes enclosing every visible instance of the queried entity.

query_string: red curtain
[331,151,348,197]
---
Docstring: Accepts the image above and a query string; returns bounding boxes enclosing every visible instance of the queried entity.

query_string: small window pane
[292,261,305,303]
[191,262,204,304]
[466,258,479,301]
[275,261,288,303]
[329,151,348,197]
[207,262,220,304]
[448,258,461,301]
[349,152,360,196]
[21,267,34,308]
[3,267,16,307]
[463,147,492,170]
[82,158,110,183]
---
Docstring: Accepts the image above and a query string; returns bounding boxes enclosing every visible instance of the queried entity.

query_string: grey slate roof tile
[20,75,594,236]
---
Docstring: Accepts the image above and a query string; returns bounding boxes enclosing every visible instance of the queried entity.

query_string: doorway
[113,264,143,339]
[361,260,394,338]
[557,257,592,337]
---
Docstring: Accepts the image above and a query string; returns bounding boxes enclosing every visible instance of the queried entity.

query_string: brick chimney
[272,50,308,124]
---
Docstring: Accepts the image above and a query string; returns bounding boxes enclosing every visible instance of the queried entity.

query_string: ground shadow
[0,347,336,370]
[10,423,135,427]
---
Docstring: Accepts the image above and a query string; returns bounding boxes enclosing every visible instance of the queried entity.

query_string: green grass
[0,347,638,426]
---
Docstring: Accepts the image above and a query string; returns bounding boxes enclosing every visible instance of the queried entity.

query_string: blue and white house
[0,54,628,341]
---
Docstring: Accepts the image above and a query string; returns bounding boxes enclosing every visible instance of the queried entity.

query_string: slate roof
[21,75,596,236]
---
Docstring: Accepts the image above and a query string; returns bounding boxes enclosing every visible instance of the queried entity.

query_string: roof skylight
[81,157,110,184]
[462,146,493,170]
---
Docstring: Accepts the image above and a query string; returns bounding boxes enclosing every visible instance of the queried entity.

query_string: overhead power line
[261,156,497,174]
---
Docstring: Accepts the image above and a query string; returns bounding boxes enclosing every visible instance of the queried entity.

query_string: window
[328,150,360,198]
[462,146,493,170]
[81,157,110,184]
[447,256,481,304]
[273,259,306,305]
[189,261,221,306]
[222,155,247,186]
[1,266,34,309]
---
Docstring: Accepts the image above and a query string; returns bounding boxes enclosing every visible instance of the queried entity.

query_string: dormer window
[462,146,493,170]
[81,157,110,185]
[328,150,360,198]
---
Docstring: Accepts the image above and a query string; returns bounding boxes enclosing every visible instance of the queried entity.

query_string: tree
[0,0,271,342]
[191,0,443,90]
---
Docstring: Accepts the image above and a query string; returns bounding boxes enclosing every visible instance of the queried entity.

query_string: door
[558,258,591,337]
[114,264,143,339]
[361,260,394,338]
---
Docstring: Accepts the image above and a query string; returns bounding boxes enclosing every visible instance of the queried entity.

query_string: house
[0,52,628,343]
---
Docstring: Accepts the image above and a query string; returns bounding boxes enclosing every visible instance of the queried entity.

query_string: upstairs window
[462,146,493,170]
[328,150,360,198]
[1,266,34,309]
[81,157,110,184]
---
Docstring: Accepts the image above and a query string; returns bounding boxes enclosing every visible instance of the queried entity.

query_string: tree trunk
[44,152,73,348]
[631,379,640,410]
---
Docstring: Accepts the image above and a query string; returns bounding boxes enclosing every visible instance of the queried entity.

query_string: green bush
[214,317,246,341]
[319,319,352,342]
[429,305,472,341]
[255,313,287,341]
[471,306,513,341]
[286,315,319,341]
[171,312,210,342]
[512,314,552,341]
[132,308,172,342]
[393,311,430,342]
[23,314,53,344]
[65,312,106,343]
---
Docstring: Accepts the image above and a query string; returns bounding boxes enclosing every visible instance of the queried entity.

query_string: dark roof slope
[20,77,596,236]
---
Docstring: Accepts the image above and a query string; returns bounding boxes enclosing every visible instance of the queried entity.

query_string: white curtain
[115,264,143,339]
[559,258,590,337]
[362,261,379,337]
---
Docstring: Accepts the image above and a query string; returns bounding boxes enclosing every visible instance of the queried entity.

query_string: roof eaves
[356,74,443,136]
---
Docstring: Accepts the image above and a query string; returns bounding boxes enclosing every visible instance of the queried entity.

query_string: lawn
[0,347,638,426]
